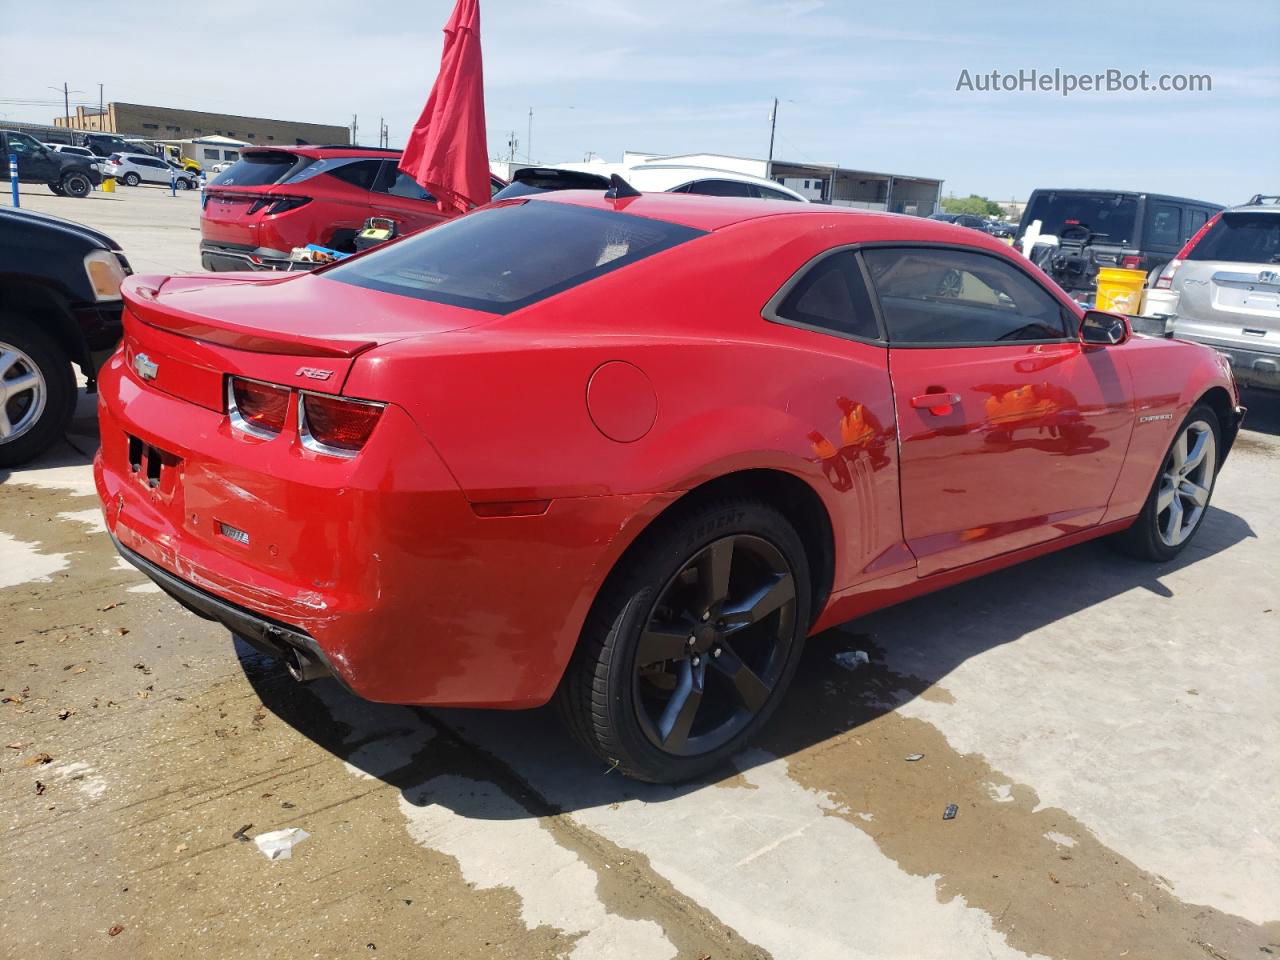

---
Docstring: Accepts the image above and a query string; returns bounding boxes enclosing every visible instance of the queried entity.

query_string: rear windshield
[324,200,705,314]
[1187,212,1280,264]
[492,169,610,200]
[210,152,314,188]
[1021,192,1138,245]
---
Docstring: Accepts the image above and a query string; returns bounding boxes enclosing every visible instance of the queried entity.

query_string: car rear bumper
[94,349,663,707]
[1172,331,1280,391]
[200,242,297,273]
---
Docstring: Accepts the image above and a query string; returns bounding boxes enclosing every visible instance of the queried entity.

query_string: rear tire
[0,317,77,468]
[1111,402,1221,562]
[60,172,91,198]
[123,172,140,187]
[558,497,811,783]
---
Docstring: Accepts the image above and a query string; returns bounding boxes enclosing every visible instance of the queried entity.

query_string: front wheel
[1112,402,1221,561]
[60,172,91,198]
[558,497,811,783]
[0,318,77,468]
[123,172,140,187]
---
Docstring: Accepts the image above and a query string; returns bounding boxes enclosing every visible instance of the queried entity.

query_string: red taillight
[1154,258,1183,290]
[1120,255,1141,269]
[248,195,312,215]
[228,377,290,436]
[299,393,384,455]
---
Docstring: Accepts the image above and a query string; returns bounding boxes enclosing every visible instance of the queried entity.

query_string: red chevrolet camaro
[95,188,1244,782]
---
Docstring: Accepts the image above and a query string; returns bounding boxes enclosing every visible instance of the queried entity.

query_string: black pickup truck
[1,129,103,199]
[0,208,131,466]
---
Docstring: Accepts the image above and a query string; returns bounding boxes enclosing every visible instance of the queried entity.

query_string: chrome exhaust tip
[284,645,328,683]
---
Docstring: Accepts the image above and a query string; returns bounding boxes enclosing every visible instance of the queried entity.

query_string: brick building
[53,102,349,147]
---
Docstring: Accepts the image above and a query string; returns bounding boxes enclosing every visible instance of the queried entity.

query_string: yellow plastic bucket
[102,177,116,194]
[1095,267,1146,315]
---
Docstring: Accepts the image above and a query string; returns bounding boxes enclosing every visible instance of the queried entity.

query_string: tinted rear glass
[1187,212,1280,264]
[1021,192,1138,245]
[492,169,610,200]
[324,200,704,314]
[210,152,314,188]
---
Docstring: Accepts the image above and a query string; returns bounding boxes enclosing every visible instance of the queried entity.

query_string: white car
[495,163,808,203]
[103,152,199,189]
[47,144,104,172]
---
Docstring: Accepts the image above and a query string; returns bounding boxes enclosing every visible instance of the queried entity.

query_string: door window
[6,132,43,157]
[374,163,437,202]
[756,184,802,202]
[770,250,880,341]
[863,247,1069,345]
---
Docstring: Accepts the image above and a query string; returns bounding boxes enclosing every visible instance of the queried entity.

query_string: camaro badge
[133,353,158,380]
[1140,413,1174,423]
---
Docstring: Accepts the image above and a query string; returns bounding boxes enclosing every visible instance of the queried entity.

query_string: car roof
[1026,187,1223,208]
[244,145,402,160]
[522,189,1007,242]
[1230,195,1280,214]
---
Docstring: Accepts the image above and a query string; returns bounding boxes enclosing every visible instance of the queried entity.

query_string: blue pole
[9,153,18,208]
[170,168,177,197]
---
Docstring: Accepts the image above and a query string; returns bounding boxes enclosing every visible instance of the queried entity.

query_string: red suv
[200,145,502,271]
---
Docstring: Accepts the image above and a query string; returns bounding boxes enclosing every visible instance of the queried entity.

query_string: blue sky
[3,0,1276,203]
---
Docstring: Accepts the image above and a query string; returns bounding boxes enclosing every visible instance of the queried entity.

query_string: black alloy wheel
[559,497,811,783]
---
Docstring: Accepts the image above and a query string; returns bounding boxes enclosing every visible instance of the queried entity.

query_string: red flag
[399,0,489,215]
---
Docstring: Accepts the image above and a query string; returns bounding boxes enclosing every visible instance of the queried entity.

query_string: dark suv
[1016,189,1222,294]
[0,208,131,466]
[200,145,504,271]
[0,129,103,199]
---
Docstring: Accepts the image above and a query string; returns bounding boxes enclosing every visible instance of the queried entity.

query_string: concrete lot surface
[1,190,1278,959]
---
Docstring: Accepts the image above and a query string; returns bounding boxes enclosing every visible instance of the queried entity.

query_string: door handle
[910,392,960,415]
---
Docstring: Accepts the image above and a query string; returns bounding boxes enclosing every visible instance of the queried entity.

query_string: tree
[941,194,1004,217]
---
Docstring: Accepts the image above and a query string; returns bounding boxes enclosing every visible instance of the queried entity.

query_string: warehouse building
[53,102,349,148]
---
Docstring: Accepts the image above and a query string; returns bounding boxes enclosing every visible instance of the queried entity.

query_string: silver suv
[1163,195,1280,391]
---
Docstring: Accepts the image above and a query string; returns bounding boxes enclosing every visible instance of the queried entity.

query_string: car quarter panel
[1100,335,1238,524]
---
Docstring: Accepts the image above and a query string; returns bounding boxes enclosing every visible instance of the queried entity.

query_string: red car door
[864,245,1133,576]
[370,161,451,236]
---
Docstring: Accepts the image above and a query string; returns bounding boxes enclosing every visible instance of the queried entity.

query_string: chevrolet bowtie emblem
[133,353,159,380]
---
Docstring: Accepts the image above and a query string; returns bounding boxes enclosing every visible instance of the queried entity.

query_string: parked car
[929,212,992,233]
[84,133,145,159]
[0,208,131,465]
[0,129,102,198]
[103,153,199,190]
[494,163,807,202]
[97,191,1243,783]
[1016,189,1223,294]
[1160,194,1280,391]
[200,145,506,271]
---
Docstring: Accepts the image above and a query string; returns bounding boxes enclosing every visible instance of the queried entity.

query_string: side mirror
[1080,309,1130,346]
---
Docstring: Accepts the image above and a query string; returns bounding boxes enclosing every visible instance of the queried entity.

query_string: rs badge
[295,367,334,381]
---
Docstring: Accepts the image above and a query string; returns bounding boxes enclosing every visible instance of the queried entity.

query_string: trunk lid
[120,271,496,409]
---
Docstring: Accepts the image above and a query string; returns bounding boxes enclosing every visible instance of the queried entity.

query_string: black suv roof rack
[1245,194,1280,205]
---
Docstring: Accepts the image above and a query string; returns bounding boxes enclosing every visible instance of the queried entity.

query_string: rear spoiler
[123,276,377,358]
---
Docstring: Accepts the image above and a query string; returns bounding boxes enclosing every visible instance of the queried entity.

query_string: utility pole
[378,117,385,147]
[506,131,518,162]
[351,114,358,146]
[97,83,104,126]
[526,107,533,164]
[766,97,778,180]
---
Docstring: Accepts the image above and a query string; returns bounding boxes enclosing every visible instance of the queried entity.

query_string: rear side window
[681,179,754,198]
[1186,213,1280,264]
[324,200,704,314]
[864,247,1068,345]
[772,251,880,341]
[757,185,802,202]
[211,152,312,188]
[283,157,384,190]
